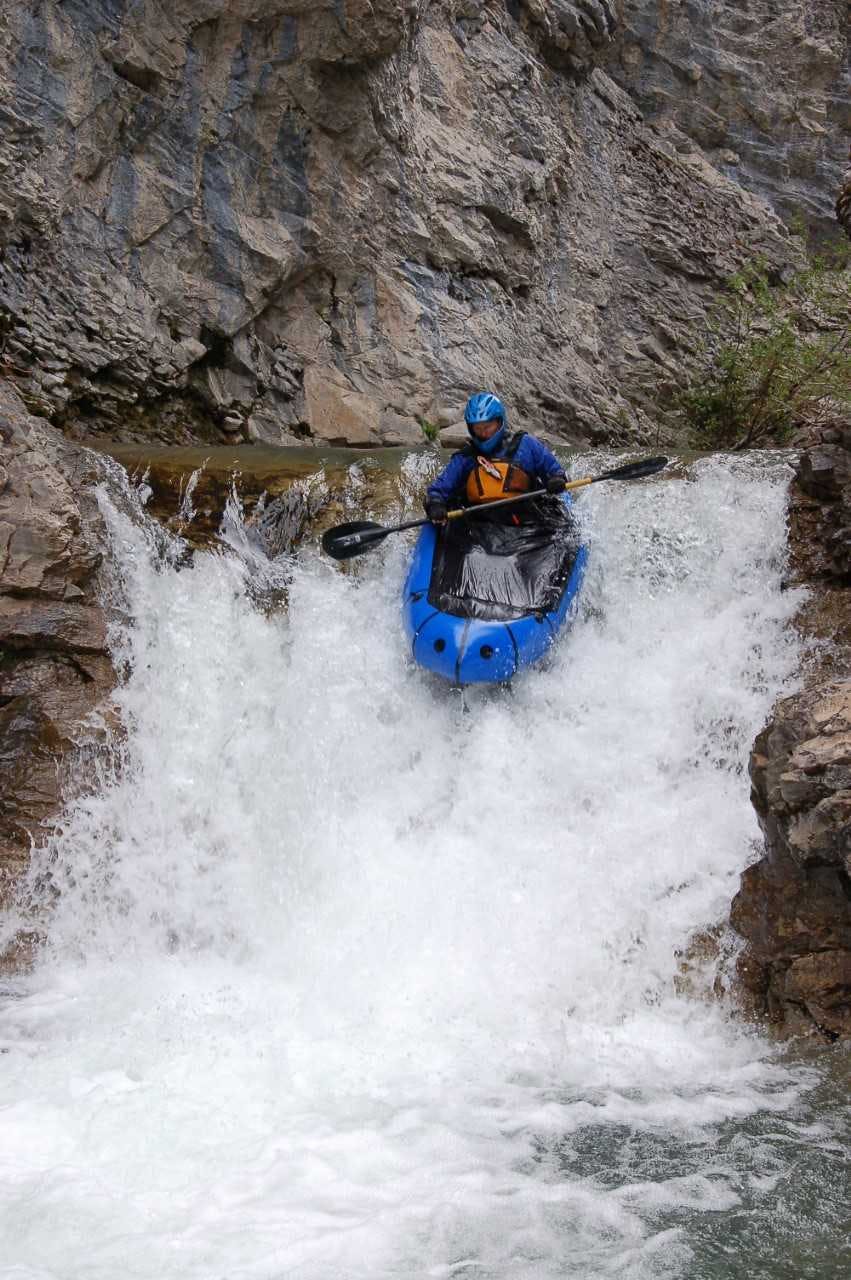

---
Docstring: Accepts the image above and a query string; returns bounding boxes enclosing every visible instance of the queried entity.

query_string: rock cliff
[607,0,849,241]
[1,0,823,448]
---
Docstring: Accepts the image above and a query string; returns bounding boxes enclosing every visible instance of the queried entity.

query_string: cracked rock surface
[0,0,806,447]
[607,0,850,239]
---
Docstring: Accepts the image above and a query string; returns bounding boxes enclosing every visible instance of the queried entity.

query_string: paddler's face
[471,417,502,441]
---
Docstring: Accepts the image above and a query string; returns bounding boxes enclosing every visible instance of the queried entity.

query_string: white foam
[0,453,827,1279]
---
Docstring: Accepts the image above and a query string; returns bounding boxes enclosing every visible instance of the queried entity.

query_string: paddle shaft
[442,457,668,515]
[323,455,669,556]
[331,488,548,553]
[446,487,547,519]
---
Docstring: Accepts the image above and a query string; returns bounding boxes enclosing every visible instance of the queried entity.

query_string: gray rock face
[0,1,801,447]
[0,383,114,926]
[519,0,618,72]
[607,0,850,241]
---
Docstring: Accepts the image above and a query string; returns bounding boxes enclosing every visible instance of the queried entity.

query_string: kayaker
[424,392,567,524]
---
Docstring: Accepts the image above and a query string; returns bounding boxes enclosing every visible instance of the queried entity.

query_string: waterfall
[0,453,845,1279]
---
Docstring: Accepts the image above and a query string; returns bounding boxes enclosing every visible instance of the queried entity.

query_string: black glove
[425,497,448,524]
[546,473,567,495]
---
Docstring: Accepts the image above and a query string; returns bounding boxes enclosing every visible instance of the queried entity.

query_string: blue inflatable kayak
[403,494,587,685]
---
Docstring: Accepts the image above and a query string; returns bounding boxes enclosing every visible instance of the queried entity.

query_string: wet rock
[0,381,114,912]
[0,598,107,654]
[84,439,358,550]
[795,430,851,586]
[783,950,851,1039]
[798,446,851,505]
[730,426,851,1039]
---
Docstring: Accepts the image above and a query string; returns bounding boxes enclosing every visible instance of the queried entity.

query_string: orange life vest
[464,433,531,504]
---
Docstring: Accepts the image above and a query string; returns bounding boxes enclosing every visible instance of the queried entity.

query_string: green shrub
[680,258,851,449]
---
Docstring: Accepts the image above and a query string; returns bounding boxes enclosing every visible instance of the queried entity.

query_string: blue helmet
[464,391,507,453]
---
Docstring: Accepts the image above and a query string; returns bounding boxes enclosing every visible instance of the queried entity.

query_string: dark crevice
[111,61,162,95]
[196,326,231,371]
[0,648,99,676]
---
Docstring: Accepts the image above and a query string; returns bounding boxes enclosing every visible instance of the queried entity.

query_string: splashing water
[0,453,846,1279]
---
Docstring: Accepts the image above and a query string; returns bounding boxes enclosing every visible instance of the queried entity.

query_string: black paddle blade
[321,521,387,560]
[598,456,669,483]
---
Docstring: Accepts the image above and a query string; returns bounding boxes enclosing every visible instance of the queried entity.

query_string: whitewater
[0,452,847,1279]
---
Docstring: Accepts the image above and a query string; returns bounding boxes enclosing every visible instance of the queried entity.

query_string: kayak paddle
[321,455,669,560]
[563,455,669,490]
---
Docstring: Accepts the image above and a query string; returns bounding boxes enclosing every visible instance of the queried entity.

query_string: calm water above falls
[0,452,848,1279]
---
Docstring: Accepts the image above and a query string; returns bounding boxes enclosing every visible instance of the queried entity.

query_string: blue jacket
[426,433,566,505]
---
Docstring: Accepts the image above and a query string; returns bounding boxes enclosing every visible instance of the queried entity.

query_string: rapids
[0,451,847,1279]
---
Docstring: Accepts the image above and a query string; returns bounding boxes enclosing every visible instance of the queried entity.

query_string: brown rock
[0,447,102,598]
[731,858,851,960]
[788,794,851,871]
[0,597,107,653]
[783,951,851,1039]
[797,446,851,503]
[731,427,851,1038]
[0,381,115,913]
